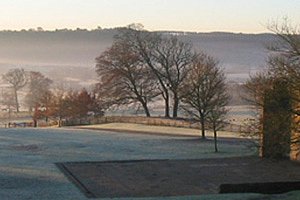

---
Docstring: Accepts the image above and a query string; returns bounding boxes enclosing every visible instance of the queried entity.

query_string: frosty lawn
[0,127,299,200]
[76,123,241,138]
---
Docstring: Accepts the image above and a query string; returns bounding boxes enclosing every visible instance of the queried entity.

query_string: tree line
[1,25,230,149]
[1,21,299,156]
[95,25,230,141]
[1,69,104,125]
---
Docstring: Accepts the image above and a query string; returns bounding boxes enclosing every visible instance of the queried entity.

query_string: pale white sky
[0,0,299,33]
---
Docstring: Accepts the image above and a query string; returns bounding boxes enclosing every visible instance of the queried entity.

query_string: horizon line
[0,27,273,35]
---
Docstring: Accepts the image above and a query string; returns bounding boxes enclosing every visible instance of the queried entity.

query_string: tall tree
[114,26,195,118]
[182,54,228,139]
[25,71,53,112]
[153,36,196,118]
[267,20,300,116]
[114,26,172,117]
[2,68,27,112]
[96,35,159,117]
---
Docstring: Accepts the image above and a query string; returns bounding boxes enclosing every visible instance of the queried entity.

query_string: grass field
[0,126,299,199]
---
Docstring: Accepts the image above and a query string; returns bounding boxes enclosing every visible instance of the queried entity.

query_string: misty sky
[0,0,299,33]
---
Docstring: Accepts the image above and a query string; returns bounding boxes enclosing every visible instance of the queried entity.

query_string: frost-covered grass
[78,123,241,138]
[0,127,299,200]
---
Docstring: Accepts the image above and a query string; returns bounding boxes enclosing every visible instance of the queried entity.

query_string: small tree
[41,88,104,126]
[33,90,53,123]
[47,88,68,127]
[66,89,97,118]
[182,54,228,139]
[207,97,229,152]
[75,89,94,117]
[2,68,27,112]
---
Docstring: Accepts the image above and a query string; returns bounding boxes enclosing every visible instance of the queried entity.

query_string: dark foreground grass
[57,157,300,199]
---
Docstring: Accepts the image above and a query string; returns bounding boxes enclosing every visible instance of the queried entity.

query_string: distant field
[106,105,255,118]
[78,123,242,138]
[0,105,256,131]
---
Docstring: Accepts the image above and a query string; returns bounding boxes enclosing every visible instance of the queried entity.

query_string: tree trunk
[14,88,19,112]
[45,105,49,122]
[213,125,218,152]
[33,119,37,128]
[165,96,170,118]
[200,119,206,139]
[162,90,170,118]
[141,101,151,117]
[58,116,62,127]
[172,94,179,118]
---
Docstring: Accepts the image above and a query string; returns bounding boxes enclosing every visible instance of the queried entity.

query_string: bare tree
[268,19,300,60]
[153,36,196,118]
[25,71,53,112]
[267,20,300,117]
[243,71,273,107]
[95,37,159,117]
[2,68,27,112]
[0,88,15,116]
[114,26,170,117]
[182,54,228,139]
[114,26,195,118]
[207,99,229,152]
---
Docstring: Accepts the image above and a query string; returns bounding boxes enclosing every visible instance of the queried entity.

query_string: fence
[0,115,250,133]
[63,116,250,133]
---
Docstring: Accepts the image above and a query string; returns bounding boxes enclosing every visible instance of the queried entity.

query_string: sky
[0,0,299,33]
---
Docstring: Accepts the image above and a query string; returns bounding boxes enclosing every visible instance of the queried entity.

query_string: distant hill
[0,29,277,85]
